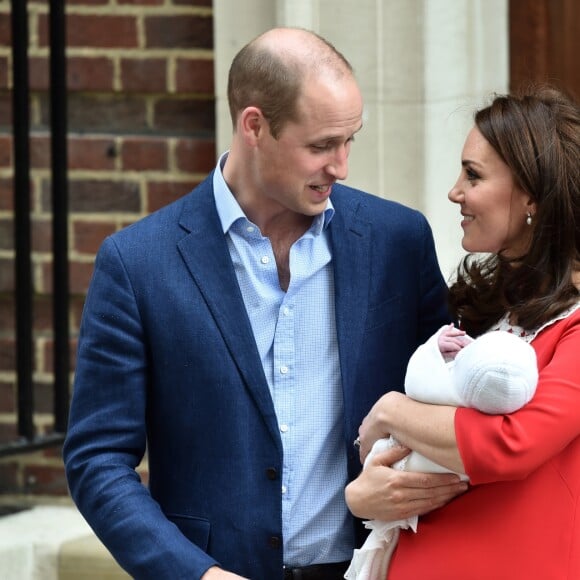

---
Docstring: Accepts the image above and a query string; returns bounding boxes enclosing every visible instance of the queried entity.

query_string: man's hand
[345,445,468,522]
[201,566,249,579]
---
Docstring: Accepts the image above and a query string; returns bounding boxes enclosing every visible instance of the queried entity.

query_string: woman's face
[448,126,535,257]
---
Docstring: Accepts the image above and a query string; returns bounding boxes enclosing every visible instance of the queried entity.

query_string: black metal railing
[0,0,70,457]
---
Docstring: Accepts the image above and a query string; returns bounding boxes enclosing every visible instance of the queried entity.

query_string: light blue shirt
[213,153,353,566]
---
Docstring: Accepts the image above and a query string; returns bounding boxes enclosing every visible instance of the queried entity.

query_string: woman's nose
[448,180,462,203]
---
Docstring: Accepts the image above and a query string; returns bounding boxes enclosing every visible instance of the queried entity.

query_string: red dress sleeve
[455,308,580,484]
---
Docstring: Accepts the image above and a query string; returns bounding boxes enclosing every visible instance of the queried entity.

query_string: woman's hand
[357,390,464,474]
[345,445,468,521]
[357,391,404,463]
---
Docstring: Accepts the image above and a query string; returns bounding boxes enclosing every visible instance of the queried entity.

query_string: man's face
[251,74,364,218]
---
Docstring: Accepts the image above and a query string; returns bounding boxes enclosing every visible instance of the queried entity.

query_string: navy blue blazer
[63,175,449,579]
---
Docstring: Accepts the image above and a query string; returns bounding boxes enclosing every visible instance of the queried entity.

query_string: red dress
[388,307,580,580]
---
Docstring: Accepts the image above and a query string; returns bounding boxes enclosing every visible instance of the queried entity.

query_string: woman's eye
[466,168,479,182]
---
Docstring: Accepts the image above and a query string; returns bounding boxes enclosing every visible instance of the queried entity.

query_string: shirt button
[246,226,255,233]
[269,536,281,549]
[261,255,270,264]
[281,485,287,494]
[280,366,288,374]
[282,306,290,316]
[280,424,288,433]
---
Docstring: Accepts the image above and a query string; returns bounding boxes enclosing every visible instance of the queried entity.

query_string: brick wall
[0,0,215,498]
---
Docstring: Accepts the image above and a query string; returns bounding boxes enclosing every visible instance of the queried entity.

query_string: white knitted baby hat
[453,331,538,414]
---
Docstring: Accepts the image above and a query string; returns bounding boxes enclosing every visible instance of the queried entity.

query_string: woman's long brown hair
[449,86,580,337]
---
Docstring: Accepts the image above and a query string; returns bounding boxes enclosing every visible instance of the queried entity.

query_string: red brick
[65,179,141,213]
[30,179,40,211]
[38,14,139,49]
[24,464,69,496]
[42,445,65,460]
[0,380,15,414]
[41,260,95,295]
[0,463,18,492]
[36,134,110,172]
[175,58,214,94]
[0,338,15,371]
[68,56,115,91]
[154,98,215,135]
[147,180,198,212]
[68,136,117,170]
[0,135,11,167]
[63,95,149,134]
[0,295,15,331]
[0,0,220,498]
[33,295,53,332]
[145,16,213,49]
[0,178,13,211]
[121,137,168,171]
[70,297,85,326]
[73,220,116,254]
[0,258,14,292]
[29,378,53,412]
[29,56,50,91]
[71,339,78,370]
[32,218,52,253]
[30,134,50,169]
[120,58,168,92]
[70,260,96,295]
[0,56,8,89]
[0,94,12,125]
[120,219,137,230]
[0,217,13,250]
[0,12,11,45]
[42,340,77,375]
[175,137,216,173]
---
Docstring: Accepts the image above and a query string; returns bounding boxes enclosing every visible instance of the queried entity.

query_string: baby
[345,324,538,580]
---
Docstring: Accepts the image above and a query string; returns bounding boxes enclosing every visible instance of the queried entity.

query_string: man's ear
[238,106,265,145]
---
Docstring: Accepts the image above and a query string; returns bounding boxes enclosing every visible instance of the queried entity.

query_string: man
[63,27,463,580]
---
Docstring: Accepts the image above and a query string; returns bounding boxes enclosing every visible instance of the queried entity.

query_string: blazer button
[269,536,281,549]
[266,467,278,480]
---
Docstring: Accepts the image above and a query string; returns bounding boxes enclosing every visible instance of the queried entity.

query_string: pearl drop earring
[526,212,532,226]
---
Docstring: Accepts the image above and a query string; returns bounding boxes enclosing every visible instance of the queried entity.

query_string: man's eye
[311,144,330,151]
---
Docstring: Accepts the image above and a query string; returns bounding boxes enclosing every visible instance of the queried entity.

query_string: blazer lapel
[176,181,281,448]
[329,192,372,401]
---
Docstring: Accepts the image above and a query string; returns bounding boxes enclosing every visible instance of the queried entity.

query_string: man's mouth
[310,184,331,193]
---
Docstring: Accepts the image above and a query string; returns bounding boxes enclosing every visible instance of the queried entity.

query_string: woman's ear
[525,196,537,220]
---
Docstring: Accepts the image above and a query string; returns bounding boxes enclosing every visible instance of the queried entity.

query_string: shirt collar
[212,151,335,235]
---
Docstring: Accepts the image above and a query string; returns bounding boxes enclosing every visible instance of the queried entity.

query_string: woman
[346,86,580,579]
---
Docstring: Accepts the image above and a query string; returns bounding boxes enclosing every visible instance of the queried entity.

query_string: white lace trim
[488,301,580,343]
